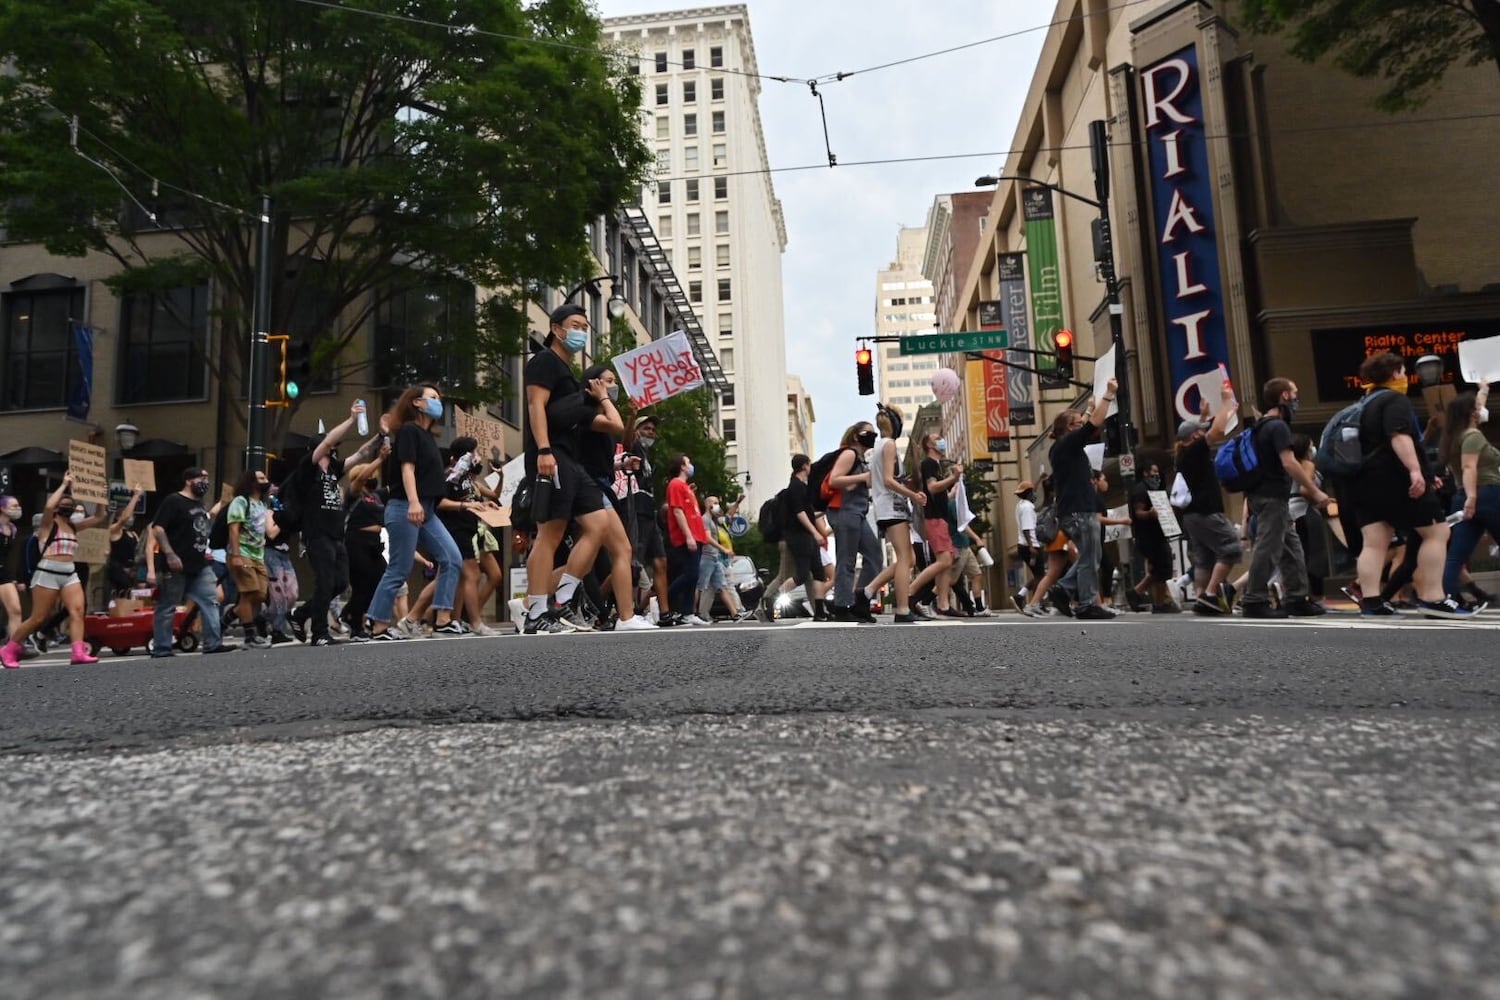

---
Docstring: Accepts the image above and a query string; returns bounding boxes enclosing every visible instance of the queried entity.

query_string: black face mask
[858,431,878,448]
[364,478,379,491]
[190,481,210,498]
[57,507,76,520]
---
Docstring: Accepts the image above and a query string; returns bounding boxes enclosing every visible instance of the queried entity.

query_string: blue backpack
[1213,423,1264,493]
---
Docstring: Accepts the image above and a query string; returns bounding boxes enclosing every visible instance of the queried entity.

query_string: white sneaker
[688,614,713,626]
[615,615,657,632]
[395,618,424,639]
[471,623,502,637]
[507,599,527,624]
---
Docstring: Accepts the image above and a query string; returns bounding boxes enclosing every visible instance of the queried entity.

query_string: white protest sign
[1458,335,1500,385]
[1084,442,1105,471]
[1181,369,1239,433]
[953,478,975,532]
[1092,345,1118,418]
[1147,489,1182,538]
[613,331,705,407]
[1105,505,1131,543]
[498,454,525,509]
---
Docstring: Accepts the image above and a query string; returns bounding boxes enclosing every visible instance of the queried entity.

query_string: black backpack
[274,461,313,535]
[208,502,232,550]
[1316,389,1393,480]
[758,490,787,543]
[806,448,851,513]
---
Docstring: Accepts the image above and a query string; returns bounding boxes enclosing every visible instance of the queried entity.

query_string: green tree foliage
[1236,0,1500,110]
[0,0,651,438]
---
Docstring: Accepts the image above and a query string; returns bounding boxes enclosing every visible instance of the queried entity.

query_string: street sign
[898,330,1009,356]
[727,515,749,538]
[1118,453,1136,476]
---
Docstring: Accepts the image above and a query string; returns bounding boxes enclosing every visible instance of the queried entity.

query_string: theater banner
[1141,44,1232,420]
[1022,191,1069,389]
[998,253,1035,425]
[977,300,1010,450]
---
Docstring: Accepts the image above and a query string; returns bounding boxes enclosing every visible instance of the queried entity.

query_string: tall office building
[874,227,938,436]
[604,5,789,503]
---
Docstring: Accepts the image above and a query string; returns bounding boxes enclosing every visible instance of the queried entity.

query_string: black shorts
[634,505,666,562]
[1139,537,1174,578]
[1353,483,1443,532]
[537,455,609,524]
[877,517,909,537]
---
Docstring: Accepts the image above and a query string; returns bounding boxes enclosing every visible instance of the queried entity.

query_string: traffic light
[855,347,874,396]
[1054,329,1074,380]
[287,340,313,400]
[270,335,291,406]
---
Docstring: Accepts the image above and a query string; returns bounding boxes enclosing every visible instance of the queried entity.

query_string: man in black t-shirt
[1241,378,1331,618]
[918,433,963,615]
[1128,462,1177,612]
[1176,385,1242,614]
[148,467,229,657]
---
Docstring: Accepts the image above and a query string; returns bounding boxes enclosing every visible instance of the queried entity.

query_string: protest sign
[613,331,705,407]
[75,528,110,565]
[1147,489,1182,538]
[1092,346,1119,418]
[67,440,110,505]
[121,459,156,493]
[454,406,507,468]
[477,507,511,529]
[1458,335,1500,385]
[498,455,525,509]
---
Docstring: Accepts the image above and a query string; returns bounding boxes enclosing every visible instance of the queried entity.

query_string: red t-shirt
[666,477,708,548]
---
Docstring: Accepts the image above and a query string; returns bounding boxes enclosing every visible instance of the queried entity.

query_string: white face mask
[711,504,722,515]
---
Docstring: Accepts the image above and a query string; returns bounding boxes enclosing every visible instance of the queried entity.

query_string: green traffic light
[287,382,300,400]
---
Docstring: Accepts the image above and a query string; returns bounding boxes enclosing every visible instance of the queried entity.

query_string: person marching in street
[434,436,503,636]
[144,468,232,658]
[617,413,676,625]
[1238,378,1332,619]
[1023,380,1117,621]
[226,468,275,648]
[764,454,830,621]
[340,450,388,642]
[1175,387,1242,615]
[665,453,711,623]
[366,383,465,640]
[290,400,383,646]
[1345,352,1473,619]
[918,432,963,617]
[1059,468,1127,613]
[1126,461,1178,613]
[826,421,884,624]
[1441,384,1500,606]
[697,494,750,622]
[0,495,25,654]
[1,474,109,667]
[105,486,146,596]
[262,483,299,644]
[860,403,931,623]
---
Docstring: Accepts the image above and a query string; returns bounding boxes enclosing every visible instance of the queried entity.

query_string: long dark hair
[233,469,262,497]
[385,382,440,435]
[1441,392,1479,474]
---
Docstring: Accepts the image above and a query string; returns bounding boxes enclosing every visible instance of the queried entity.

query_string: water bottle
[1445,510,1465,527]
[355,399,369,436]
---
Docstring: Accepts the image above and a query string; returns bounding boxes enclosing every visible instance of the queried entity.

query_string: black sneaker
[432,620,467,636]
[1075,604,1114,621]
[310,634,341,646]
[270,630,294,645]
[1192,596,1224,616]
[288,616,307,644]
[1241,603,1288,619]
[1285,598,1327,617]
[892,612,920,624]
[202,644,239,654]
[523,612,575,635]
[831,605,856,622]
[1418,597,1477,621]
[1218,582,1237,613]
[1125,590,1148,613]
[1360,598,1400,616]
[370,629,408,641]
[1049,586,1074,618]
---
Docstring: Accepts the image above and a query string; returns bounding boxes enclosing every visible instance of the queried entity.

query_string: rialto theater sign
[1141,45,1233,420]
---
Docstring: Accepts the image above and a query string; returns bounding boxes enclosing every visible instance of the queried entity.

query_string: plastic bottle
[355,399,369,436]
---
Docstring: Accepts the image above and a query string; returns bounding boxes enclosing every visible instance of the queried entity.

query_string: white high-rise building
[875,227,938,439]
[604,6,789,504]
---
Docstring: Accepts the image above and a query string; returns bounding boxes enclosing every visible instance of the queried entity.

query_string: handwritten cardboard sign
[454,406,507,469]
[1147,489,1183,538]
[613,331,705,408]
[477,506,511,528]
[68,440,110,505]
[74,527,110,565]
[121,459,156,493]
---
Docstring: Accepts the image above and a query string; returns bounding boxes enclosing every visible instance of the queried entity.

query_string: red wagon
[83,606,198,657]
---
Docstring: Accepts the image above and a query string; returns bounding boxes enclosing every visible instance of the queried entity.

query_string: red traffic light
[855,348,872,365]
[855,347,875,395]
[1054,329,1074,350]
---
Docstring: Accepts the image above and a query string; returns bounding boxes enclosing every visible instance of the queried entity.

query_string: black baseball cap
[548,303,588,327]
[181,467,210,485]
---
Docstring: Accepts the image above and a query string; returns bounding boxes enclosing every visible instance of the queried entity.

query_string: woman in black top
[366,382,466,640]
[431,436,501,635]
[340,450,388,641]
[106,487,145,595]
[617,413,673,623]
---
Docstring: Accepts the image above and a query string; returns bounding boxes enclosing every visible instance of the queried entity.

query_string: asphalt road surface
[4,613,1498,999]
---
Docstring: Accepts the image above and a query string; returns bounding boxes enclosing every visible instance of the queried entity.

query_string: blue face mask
[422,396,444,419]
[936,438,948,454]
[563,329,589,354]
[685,463,695,479]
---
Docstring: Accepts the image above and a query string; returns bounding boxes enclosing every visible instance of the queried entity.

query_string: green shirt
[1460,428,1500,488]
[227,495,268,561]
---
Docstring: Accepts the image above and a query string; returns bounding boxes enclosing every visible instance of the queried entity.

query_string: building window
[682,48,695,70]
[687,246,701,271]
[713,143,727,168]
[0,282,86,412]
[722,418,736,442]
[686,213,700,236]
[657,183,672,206]
[717,278,731,301]
[720,348,734,372]
[711,77,724,100]
[117,285,210,404]
[658,214,673,237]
[685,178,699,202]
[374,279,477,392]
[715,210,729,234]
[683,113,697,137]
[654,51,668,72]
[712,110,725,134]
[718,312,732,337]
[684,147,699,172]
[655,83,668,106]
[722,386,735,407]
[716,244,730,268]
[689,281,702,303]
[683,80,696,103]
[710,46,724,68]
[656,150,671,175]
[714,176,728,199]
[655,117,670,141]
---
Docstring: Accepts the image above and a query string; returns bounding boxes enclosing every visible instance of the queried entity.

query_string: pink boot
[70,641,98,665]
[1,641,21,669]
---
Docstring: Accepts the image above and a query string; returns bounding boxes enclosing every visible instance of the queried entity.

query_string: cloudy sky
[594,0,1054,451]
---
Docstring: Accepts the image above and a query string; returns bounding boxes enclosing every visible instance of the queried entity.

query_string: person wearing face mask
[225,468,276,647]
[664,453,711,622]
[0,495,25,654]
[105,486,147,596]
[1126,462,1177,613]
[696,494,749,622]
[918,431,964,617]
[825,422,885,623]
[616,414,675,625]
[339,450,389,641]
[366,382,466,639]
[1238,376,1332,619]
[519,304,618,635]
[144,468,231,658]
[1439,384,1500,608]
[1,474,110,667]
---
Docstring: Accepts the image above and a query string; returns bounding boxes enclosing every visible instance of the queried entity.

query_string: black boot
[813,599,832,622]
[853,590,877,624]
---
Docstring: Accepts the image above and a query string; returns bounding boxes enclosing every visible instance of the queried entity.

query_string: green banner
[1022,188,1068,388]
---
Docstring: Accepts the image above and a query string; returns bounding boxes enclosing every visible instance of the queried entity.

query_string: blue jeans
[1059,511,1103,609]
[1443,485,1500,595]
[831,506,882,607]
[154,565,222,653]
[367,499,462,624]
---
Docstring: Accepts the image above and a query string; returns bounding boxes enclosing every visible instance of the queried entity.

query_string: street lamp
[115,422,140,453]
[564,274,627,320]
[976,121,1136,483]
[1414,354,1445,388]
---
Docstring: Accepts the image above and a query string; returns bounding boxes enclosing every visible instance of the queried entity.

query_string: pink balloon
[930,367,961,403]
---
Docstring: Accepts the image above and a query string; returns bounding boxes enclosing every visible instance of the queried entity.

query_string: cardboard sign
[74,527,110,565]
[68,439,110,505]
[1458,334,1500,385]
[477,506,511,528]
[613,331,705,407]
[1147,489,1182,538]
[498,454,525,509]
[121,459,156,493]
[454,406,508,468]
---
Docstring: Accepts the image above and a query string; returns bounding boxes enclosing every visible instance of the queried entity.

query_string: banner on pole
[964,360,988,463]
[613,331,705,408]
[1022,190,1069,389]
[998,254,1035,426]
[977,301,1011,450]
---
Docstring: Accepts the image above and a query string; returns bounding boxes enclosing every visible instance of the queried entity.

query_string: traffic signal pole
[245,194,273,474]
[1089,120,1135,484]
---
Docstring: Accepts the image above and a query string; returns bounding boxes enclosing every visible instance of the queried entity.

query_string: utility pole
[1090,119,1135,485]
[245,194,273,474]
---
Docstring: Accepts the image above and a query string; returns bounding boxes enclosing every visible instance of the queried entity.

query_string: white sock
[863,585,877,600]
[526,595,548,620]
[556,574,582,604]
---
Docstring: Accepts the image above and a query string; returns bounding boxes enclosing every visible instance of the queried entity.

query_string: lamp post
[564,274,627,320]
[1414,353,1454,416]
[976,120,1135,484]
[245,193,273,474]
[115,422,140,453]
